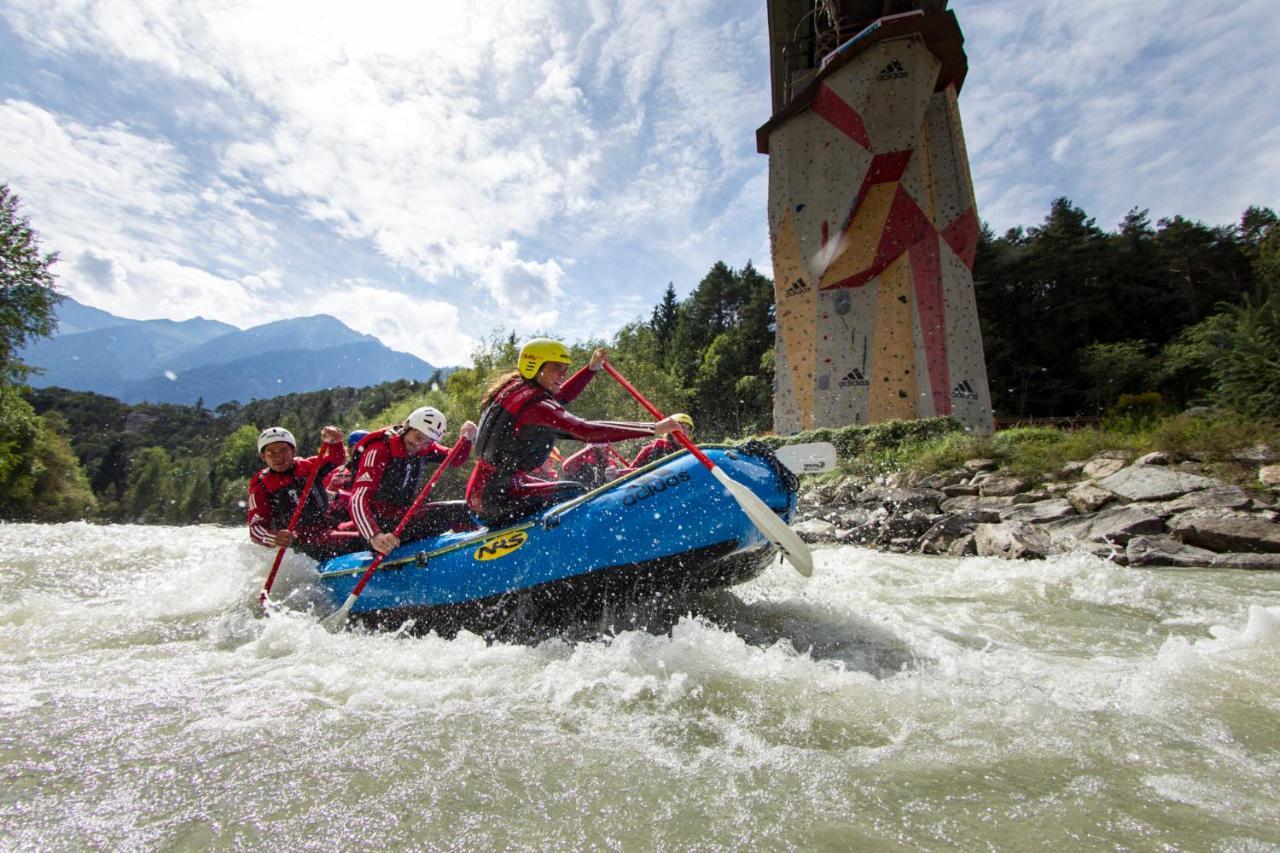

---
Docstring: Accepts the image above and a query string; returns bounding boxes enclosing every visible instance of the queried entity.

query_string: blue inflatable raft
[314,443,800,636]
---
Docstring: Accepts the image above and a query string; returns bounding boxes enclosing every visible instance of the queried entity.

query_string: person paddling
[247,425,363,560]
[466,339,681,526]
[349,407,478,555]
[631,413,694,467]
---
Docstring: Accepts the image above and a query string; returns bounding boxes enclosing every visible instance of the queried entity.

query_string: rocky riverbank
[793,449,1280,568]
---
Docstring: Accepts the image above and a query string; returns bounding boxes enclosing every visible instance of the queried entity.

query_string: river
[1,521,1278,849]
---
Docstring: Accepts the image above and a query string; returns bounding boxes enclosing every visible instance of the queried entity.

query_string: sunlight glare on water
[1,522,1278,848]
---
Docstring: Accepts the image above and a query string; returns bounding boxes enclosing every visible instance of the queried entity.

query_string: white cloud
[314,283,476,367]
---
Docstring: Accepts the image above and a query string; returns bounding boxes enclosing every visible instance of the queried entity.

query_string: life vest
[362,428,431,510]
[474,378,559,476]
[251,463,331,531]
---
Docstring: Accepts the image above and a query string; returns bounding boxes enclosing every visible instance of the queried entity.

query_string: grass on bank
[761,404,1280,489]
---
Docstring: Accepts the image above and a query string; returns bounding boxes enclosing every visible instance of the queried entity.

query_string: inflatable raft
[314,443,800,636]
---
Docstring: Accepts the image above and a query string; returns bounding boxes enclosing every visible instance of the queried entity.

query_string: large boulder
[1260,464,1280,488]
[1095,464,1223,502]
[979,474,1032,497]
[792,518,836,543]
[1125,535,1217,568]
[1067,482,1115,514]
[999,499,1078,525]
[1045,505,1165,546]
[1083,455,1128,479]
[975,522,1052,559]
[854,486,945,514]
[941,495,1016,514]
[918,516,978,554]
[1210,553,1280,570]
[1168,509,1280,553]
[1155,485,1253,516]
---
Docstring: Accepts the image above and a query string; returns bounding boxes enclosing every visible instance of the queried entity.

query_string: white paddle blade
[320,596,356,632]
[711,466,814,577]
[774,442,838,476]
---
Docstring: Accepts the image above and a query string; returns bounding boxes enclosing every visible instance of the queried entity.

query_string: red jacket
[631,436,680,468]
[349,427,473,539]
[466,368,656,514]
[247,441,346,546]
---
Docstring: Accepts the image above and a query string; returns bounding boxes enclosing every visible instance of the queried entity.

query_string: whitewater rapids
[1,522,1278,849]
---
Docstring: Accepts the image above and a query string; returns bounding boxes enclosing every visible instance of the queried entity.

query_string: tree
[650,283,679,363]
[0,184,62,383]
[0,386,96,520]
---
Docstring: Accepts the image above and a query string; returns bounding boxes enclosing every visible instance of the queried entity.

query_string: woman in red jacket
[466,339,680,526]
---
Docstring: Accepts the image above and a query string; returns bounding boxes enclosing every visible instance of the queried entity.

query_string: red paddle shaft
[260,452,325,607]
[600,362,702,464]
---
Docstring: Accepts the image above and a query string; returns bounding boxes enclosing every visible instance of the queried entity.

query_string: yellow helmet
[518,338,572,380]
[671,413,694,431]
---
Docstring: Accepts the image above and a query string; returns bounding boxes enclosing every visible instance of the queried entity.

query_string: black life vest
[253,464,332,531]
[474,378,559,475]
[364,428,431,510]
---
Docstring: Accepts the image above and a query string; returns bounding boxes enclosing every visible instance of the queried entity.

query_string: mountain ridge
[22,297,444,405]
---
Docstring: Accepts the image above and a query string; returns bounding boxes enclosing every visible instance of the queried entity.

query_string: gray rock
[835,507,879,529]
[1210,552,1280,570]
[914,469,970,490]
[1011,490,1053,505]
[1135,451,1172,465]
[918,516,978,554]
[1045,505,1165,545]
[998,499,1078,525]
[1067,482,1116,514]
[877,511,935,542]
[1096,464,1223,502]
[1234,444,1277,464]
[1059,460,1087,478]
[941,495,1016,513]
[854,486,945,513]
[1125,535,1218,567]
[948,534,977,556]
[941,483,980,497]
[1155,485,1253,516]
[1260,464,1280,488]
[979,474,1032,497]
[1053,539,1128,564]
[952,507,1004,524]
[1083,456,1128,479]
[964,458,997,472]
[792,518,836,542]
[974,522,1052,560]
[1169,509,1280,553]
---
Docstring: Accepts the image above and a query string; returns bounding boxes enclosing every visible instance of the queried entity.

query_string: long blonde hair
[480,370,524,409]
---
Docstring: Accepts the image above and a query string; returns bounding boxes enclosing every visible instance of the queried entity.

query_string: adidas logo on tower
[839,369,870,388]
[875,59,908,82]
[951,379,978,400]
[784,278,811,298]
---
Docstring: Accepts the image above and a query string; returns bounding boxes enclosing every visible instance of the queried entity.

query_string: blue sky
[2,0,1277,366]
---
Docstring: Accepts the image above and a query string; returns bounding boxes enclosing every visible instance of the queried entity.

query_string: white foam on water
[1,524,1279,848]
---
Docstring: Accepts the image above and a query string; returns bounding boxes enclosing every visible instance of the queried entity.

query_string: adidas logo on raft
[951,379,978,400]
[784,278,811,298]
[839,369,870,388]
[875,59,908,82]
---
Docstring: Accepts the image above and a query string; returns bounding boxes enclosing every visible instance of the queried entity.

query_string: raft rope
[737,440,800,494]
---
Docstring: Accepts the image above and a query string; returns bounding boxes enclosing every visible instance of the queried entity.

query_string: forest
[3,178,1278,526]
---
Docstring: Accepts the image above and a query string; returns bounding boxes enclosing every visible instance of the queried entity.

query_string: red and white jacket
[246,441,346,547]
[349,427,473,540]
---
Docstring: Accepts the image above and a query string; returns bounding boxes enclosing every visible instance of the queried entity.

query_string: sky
[2,0,1277,367]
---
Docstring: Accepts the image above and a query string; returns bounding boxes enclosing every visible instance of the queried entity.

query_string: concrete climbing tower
[759,1,993,434]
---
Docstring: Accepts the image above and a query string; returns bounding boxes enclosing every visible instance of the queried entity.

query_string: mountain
[22,298,441,406]
[117,340,439,406]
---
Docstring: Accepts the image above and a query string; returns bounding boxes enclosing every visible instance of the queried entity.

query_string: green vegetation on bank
[2,177,1279,525]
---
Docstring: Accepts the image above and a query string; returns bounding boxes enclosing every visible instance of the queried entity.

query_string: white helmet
[257,426,296,453]
[405,406,446,442]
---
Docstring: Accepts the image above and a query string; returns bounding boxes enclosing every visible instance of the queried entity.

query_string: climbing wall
[768,35,993,434]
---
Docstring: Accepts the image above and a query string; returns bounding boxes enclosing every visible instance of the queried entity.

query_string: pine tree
[0,184,62,383]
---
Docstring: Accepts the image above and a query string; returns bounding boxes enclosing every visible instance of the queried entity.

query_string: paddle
[601,362,813,577]
[259,453,325,608]
[321,439,468,630]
